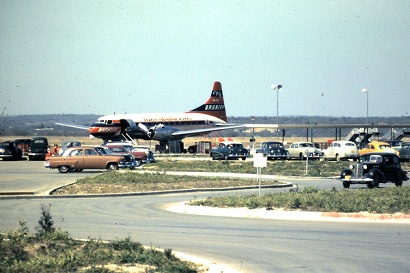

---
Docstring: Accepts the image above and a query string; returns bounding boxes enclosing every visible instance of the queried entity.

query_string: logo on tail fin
[188,81,227,122]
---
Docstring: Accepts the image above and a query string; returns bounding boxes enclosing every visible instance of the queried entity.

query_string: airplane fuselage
[58,81,241,144]
[88,112,227,142]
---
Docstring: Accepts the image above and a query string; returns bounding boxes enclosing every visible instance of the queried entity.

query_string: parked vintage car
[28,137,49,161]
[322,140,359,161]
[388,141,410,157]
[15,138,30,156]
[102,142,154,165]
[45,145,137,173]
[287,142,322,160]
[210,141,250,160]
[60,140,82,154]
[340,152,408,188]
[0,141,23,160]
[256,141,288,160]
[133,145,155,163]
[358,141,399,156]
[398,143,410,162]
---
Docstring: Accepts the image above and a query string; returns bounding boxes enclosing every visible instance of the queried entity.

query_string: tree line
[1,114,409,138]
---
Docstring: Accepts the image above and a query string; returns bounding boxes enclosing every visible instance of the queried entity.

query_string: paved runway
[1,160,409,272]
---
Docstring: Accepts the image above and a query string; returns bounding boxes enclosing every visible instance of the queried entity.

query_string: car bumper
[342,153,359,159]
[142,157,155,163]
[267,154,288,159]
[307,154,322,159]
[118,161,138,169]
[340,177,373,184]
[28,152,47,157]
[228,154,250,159]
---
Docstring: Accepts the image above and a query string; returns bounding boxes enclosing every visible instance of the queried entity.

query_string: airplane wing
[243,123,410,129]
[55,123,89,130]
[171,125,246,137]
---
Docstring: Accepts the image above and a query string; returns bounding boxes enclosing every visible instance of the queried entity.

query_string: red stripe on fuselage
[88,125,121,137]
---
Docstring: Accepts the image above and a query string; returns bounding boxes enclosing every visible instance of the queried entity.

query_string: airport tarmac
[1,159,408,224]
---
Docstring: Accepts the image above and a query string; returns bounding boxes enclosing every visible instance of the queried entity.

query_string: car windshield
[268,143,283,148]
[361,154,383,162]
[110,147,126,153]
[122,145,133,151]
[379,145,392,149]
[94,147,110,155]
[231,144,243,148]
[299,143,314,148]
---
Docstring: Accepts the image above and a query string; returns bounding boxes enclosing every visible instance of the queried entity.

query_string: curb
[167,202,410,224]
[0,183,292,200]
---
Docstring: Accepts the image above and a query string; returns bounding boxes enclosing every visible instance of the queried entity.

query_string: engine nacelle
[150,126,180,142]
[119,120,177,142]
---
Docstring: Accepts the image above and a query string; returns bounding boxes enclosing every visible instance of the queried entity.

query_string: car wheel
[372,174,380,188]
[299,153,304,160]
[241,157,246,161]
[58,166,70,173]
[342,181,350,188]
[211,153,216,160]
[106,163,119,171]
[395,171,405,187]
[335,154,340,161]
[224,155,229,160]
[135,159,142,167]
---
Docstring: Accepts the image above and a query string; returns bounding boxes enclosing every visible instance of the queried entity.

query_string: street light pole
[362,88,369,124]
[271,84,283,140]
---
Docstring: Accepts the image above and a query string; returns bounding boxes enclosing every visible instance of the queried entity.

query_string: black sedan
[0,141,23,161]
[340,152,408,188]
[210,141,250,160]
[256,141,288,160]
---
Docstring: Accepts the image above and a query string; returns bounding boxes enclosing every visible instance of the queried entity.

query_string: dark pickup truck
[28,137,48,161]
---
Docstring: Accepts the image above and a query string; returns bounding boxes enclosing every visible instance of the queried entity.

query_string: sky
[1,0,409,118]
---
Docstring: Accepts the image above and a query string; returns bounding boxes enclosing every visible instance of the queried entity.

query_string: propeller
[138,123,164,138]
[137,123,149,134]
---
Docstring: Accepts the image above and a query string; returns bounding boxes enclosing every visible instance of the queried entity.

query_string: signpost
[253,153,267,197]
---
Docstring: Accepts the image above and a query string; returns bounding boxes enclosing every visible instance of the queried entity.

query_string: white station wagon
[323,140,359,161]
[287,142,322,160]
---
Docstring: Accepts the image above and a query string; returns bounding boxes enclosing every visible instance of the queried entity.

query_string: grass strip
[190,186,410,214]
[53,171,282,195]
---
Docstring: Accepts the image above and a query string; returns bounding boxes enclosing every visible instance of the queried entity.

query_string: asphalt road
[0,160,409,272]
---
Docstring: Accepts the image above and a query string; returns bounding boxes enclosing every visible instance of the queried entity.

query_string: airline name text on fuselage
[205,104,225,111]
[143,117,194,122]
[97,127,120,133]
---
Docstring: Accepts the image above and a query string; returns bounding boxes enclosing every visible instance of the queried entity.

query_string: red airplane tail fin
[187,81,227,122]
